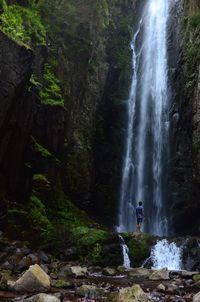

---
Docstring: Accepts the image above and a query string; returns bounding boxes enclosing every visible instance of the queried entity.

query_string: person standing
[135,201,144,233]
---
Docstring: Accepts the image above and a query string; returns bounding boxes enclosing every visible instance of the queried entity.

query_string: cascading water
[151,239,182,270]
[118,0,172,235]
[118,235,131,268]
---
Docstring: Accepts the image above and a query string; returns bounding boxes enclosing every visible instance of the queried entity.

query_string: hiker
[136,201,144,233]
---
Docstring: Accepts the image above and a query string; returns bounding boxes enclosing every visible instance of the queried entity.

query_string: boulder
[128,268,152,279]
[103,267,116,276]
[24,293,60,302]
[156,283,166,292]
[76,285,106,298]
[149,268,169,280]
[193,274,200,283]
[64,265,88,278]
[193,292,200,302]
[181,270,199,278]
[14,264,50,292]
[51,279,74,289]
[166,282,179,294]
[112,284,152,302]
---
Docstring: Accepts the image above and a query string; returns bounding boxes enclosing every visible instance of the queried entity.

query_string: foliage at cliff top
[0,2,46,47]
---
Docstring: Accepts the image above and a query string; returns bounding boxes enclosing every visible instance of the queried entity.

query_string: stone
[181,270,199,278]
[156,283,166,292]
[193,292,200,302]
[28,254,39,265]
[64,265,88,278]
[40,264,49,274]
[0,261,14,270]
[166,282,179,294]
[24,293,60,302]
[38,251,49,263]
[51,279,74,289]
[17,256,32,272]
[113,284,152,302]
[14,264,50,292]
[193,274,200,283]
[149,268,170,280]
[103,267,116,276]
[128,268,152,279]
[76,285,105,298]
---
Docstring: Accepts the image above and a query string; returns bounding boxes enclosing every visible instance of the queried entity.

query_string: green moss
[39,64,64,106]
[71,226,109,264]
[0,4,46,47]
[29,194,54,241]
[0,0,6,10]
[32,136,52,158]
[124,233,154,267]
[190,13,200,28]
[193,274,200,282]
[186,43,199,64]
[30,74,42,87]
[54,280,67,289]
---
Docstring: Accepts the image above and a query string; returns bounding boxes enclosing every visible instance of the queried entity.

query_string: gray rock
[181,270,199,278]
[14,264,50,292]
[28,254,39,265]
[149,268,170,280]
[62,265,88,278]
[128,268,152,279]
[0,261,14,270]
[76,285,106,298]
[112,284,152,302]
[40,264,49,274]
[24,293,60,302]
[166,282,179,294]
[38,251,49,263]
[103,267,116,276]
[156,283,166,292]
[193,292,200,302]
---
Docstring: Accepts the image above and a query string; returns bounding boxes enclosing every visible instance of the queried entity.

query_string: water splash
[118,0,173,235]
[118,235,131,268]
[151,239,182,270]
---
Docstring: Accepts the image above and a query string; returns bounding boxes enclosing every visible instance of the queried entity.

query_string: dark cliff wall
[169,0,200,235]
[0,0,142,239]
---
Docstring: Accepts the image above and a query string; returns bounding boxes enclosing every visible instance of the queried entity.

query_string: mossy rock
[193,277,200,289]
[123,233,155,267]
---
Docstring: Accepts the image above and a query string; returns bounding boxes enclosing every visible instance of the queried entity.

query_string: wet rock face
[168,0,200,235]
[0,31,33,200]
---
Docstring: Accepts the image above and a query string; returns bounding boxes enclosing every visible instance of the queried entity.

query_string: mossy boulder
[122,233,155,267]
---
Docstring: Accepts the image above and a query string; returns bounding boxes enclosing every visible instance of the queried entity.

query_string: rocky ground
[0,235,200,301]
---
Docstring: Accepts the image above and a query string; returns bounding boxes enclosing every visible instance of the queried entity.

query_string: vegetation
[0,3,46,46]
[32,137,52,158]
[190,13,200,28]
[39,64,64,106]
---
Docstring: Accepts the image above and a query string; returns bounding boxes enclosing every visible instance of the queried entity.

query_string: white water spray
[151,239,182,270]
[119,235,131,269]
[118,0,173,235]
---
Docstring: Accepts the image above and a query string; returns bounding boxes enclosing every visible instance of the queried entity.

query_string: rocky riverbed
[0,235,200,302]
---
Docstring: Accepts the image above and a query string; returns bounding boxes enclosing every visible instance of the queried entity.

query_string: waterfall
[118,0,173,235]
[151,239,182,270]
[118,235,131,269]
